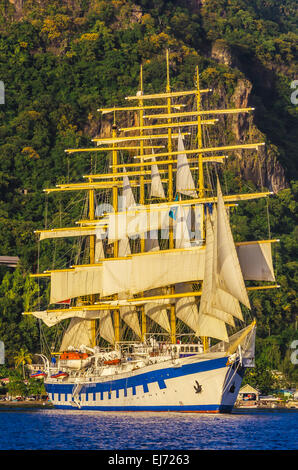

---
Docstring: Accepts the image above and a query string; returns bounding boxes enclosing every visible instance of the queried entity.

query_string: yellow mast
[119,119,218,132]
[139,64,147,342]
[165,50,176,344]
[196,66,204,200]
[112,116,120,344]
[195,65,208,351]
[88,176,96,347]
[30,55,280,353]
[125,89,212,101]
[24,285,280,313]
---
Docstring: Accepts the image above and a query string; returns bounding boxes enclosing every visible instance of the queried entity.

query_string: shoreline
[233,407,298,412]
[0,401,297,413]
[0,400,54,411]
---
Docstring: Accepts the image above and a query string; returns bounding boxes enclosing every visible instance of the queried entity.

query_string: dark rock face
[210,40,287,193]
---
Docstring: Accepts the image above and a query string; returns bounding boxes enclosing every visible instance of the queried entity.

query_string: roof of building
[239,384,260,394]
[0,256,20,267]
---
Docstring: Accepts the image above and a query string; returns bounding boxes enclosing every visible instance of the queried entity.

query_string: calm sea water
[0,409,297,450]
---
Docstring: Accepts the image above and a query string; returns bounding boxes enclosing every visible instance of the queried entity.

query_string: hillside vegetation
[0,0,297,387]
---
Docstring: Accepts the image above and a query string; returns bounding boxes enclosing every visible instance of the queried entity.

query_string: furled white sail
[38,227,96,241]
[31,309,105,327]
[176,132,198,198]
[216,180,251,309]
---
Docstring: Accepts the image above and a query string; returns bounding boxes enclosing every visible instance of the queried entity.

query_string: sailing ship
[24,51,279,412]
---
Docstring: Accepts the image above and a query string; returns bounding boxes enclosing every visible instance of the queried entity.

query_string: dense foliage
[0,0,297,389]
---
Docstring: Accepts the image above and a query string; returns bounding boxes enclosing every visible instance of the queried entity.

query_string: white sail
[108,205,170,243]
[145,157,165,250]
[198,211,232,330]
[196,312,229,343]
[102,246,205,297]
[50,240,275,304]
[174,205,200,332]
[175,204,191,249]
[50,267,103,304]
[117,176,142,338]
[95,236,105,263]
[176,131,197,198]
[108,169,138,243]
[118,237,142,339]
[99,311,115,345]
[174,283,200,333]
[143,233,171,334]
[206,306,235,327]
[195,210,231,345]
[211,206,243,322]
[150,153,166,199]
[144,305,171,333]
[122,169,136,209]
[216,179,251,309]
[237,242,275,281]
[59,318,94,351]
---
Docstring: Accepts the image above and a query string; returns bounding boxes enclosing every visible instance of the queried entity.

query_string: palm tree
[14,348,32,379]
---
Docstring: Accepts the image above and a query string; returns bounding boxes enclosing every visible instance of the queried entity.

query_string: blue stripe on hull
[48,404,233,413]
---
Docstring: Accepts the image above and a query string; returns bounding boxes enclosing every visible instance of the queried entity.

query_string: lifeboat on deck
[50,371,69,379]
[30,371,47,379]
[103,358,121,366]
[58,351,91,370]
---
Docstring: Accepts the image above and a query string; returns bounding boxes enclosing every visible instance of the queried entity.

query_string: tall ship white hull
[43,324,256,413]
[25,51,278,415]
[45,355,242,413]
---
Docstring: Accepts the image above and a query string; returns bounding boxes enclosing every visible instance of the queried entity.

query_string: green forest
[0,0,297,393]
